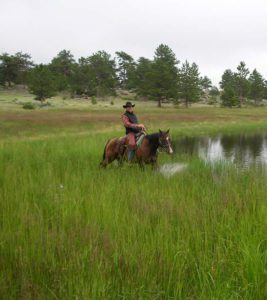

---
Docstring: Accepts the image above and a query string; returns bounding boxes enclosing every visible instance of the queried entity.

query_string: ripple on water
[159,163,187,178]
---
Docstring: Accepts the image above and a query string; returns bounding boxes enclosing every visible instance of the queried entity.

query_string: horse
[100,129,173,169]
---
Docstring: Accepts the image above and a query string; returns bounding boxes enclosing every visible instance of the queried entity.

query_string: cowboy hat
[123,101,135,108]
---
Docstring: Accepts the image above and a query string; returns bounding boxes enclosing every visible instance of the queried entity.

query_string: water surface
[174,133,267,168]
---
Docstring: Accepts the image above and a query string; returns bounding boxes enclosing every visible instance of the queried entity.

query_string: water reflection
[174,133,267,168]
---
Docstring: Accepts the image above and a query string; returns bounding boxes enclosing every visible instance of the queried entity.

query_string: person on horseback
[122,101,145,162]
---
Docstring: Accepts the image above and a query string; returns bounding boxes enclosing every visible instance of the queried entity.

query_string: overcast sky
[1,0,267,86]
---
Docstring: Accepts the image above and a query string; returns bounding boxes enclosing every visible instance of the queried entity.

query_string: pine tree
[248,69,265,104]
[148,44,179,107]
[134,57,153,98]
[264,80,267,100]
[0,52,33,87]
[200,76,212,90]
[178,61,201,107]
[50,50,75,91]
[69,58,94,96]
[115,51,136,90]
[220,69,238,107]
[235,61,250,107]
[27,64,56,101]
[87,51,118,97]
[200,76,212,101]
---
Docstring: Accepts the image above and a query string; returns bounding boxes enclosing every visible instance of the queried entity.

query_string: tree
[27,64,56,101]
[209,86,220,97]
[221,86,238,107]
[0,52,33,87]
[264,80,267,100]
[134,57,153,98]
[178,61,201,107]
[200,75,212,101]
[87,51,118,97]
[143,44,179,107]
[200,76,212,90]
[220,69,238,107]
[50,50,75,91]
[220,69,235,90]
[248,69,265,104]
[235,61,250,107]
[69,57,95,96]
[14,52,34,85]
[115,51,136,90]
[208,86,220,104]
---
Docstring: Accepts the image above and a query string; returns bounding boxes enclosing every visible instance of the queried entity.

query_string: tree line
[1,45,267,107]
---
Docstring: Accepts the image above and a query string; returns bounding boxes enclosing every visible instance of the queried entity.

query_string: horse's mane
[146,132,159,142]
[144,132,160,155]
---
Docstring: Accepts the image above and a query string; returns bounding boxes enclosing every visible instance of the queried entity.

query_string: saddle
[136,132,146,147]
[116,132,146,156]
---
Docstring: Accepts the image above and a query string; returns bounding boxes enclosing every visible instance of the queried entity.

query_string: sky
[1,0,267,86]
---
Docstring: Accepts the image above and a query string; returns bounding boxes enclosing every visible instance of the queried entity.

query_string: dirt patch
[0,111,119,125]
[0,111,233,126]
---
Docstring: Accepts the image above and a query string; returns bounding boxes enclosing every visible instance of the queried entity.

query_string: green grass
[1,133,267,299]
[1,90,267,298]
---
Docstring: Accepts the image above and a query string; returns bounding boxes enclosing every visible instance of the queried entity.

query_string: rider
[122,101,145,162]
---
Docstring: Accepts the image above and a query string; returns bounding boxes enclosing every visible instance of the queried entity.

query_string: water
[159,133,267,177]
[174,133,267,168]
[159,163,187,178]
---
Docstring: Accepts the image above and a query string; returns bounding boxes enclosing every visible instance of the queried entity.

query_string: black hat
[123,101,135,108]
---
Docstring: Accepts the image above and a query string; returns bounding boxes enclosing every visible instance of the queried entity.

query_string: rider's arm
[122,115,140,129]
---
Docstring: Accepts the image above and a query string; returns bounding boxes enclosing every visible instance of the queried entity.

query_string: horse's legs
[117,156,124,167]
[101,154,117,168]
[151,157,159,171]
[100,158,108,168]
[138,159,145,171]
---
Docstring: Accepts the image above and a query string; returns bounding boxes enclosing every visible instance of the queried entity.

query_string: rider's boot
[128,150,135,163]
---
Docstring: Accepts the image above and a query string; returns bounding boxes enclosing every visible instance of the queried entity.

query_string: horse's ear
[166,129,170,134]
[159,129,162,134]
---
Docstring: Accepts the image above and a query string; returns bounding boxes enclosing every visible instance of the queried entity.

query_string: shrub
[40,101,52,108]
[91,96,97,105]
[121,95,134,101]
[22,102,35,110]
[110,100,114,105]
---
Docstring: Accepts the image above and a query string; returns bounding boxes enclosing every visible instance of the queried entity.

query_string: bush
[40,101,52,108]
[110,100,114,105]
[121,95,134,101]
[91,97,97,105]
[22,102,35,110]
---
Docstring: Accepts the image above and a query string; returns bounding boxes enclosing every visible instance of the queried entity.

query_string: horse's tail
[101,139,110,163]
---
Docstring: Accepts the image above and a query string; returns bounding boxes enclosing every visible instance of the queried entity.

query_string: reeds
[1,136,266,299]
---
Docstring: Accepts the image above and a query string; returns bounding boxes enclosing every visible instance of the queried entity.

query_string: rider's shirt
[122,112,141,135]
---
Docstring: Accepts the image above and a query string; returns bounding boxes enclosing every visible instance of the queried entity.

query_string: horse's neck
[146,133,160,155]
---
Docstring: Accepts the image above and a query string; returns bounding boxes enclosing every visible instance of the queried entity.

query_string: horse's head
[159,129,174,154]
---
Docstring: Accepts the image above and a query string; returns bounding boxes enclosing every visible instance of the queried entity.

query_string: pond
[173,133,267,168]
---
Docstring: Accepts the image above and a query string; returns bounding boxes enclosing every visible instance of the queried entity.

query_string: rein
[140,130,171,154]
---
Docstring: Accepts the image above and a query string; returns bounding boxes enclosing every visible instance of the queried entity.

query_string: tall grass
[1,134,267,299]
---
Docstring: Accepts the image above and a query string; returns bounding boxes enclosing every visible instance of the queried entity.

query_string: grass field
[1,90,267,299]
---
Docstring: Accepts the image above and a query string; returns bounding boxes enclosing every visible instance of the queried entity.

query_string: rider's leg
[127,133,136,162]
[128,149,135,161]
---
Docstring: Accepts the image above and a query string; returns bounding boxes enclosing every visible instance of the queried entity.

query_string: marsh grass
[1,134,267,299]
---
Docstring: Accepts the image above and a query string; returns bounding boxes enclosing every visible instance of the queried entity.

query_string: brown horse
[100,129,173,169]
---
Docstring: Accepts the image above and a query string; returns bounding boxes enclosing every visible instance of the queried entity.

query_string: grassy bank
[1,97,267,298]
[1,134,267,299]
[1,106,267,141]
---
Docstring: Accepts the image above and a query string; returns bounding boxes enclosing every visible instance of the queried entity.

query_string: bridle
[158,135,172,153]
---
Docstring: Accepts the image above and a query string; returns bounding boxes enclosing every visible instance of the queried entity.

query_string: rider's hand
[138,124,145,130]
